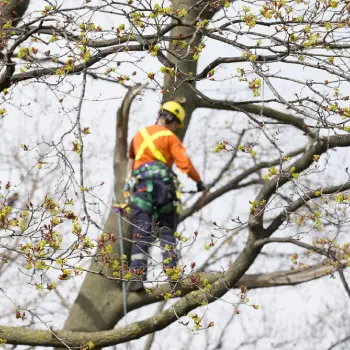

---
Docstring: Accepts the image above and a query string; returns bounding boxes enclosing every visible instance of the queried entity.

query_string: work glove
[196,180,206,192]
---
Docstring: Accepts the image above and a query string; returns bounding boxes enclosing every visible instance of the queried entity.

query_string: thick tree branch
[195,88,313,136]
[115,84,147,165]
[195,54,286,80]
[162,0,206,141]
[124,261,339,312]
[0,262,337,347]
[249,134,350,238]
[180,146,305,222]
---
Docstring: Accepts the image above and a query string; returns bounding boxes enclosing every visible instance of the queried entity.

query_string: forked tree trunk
[61,85,144,333]
[61,0,216,338]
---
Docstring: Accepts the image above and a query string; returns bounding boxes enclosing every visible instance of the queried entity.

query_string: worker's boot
[127,279,145,292]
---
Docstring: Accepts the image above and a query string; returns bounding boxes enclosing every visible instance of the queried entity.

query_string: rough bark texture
[162,0,200,140]
[162,0,216,141]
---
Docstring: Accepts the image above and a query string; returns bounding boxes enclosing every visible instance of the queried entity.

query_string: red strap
[137,188,147,192]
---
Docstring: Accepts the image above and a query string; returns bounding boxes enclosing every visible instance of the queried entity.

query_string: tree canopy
[1,0,350,349]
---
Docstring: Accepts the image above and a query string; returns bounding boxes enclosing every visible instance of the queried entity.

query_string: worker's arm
[169,135,201,183]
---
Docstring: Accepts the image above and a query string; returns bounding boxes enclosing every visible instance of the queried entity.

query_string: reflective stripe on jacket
[129,124,201,182]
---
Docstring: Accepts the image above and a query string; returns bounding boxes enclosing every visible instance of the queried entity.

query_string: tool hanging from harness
[129,127,181,221]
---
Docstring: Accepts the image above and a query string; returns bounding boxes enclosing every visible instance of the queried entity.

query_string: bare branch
[195,54,286,80]
[249,135,350,238]
[253,237,332,257]
[180,147,305,221]
[338,270,350,300]
[266,182,350,235]
[195,87,314,136]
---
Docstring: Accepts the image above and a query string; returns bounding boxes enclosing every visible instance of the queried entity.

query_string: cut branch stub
[115,84,146,168]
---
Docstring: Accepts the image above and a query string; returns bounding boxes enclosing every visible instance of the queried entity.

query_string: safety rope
[113,193,132,350]
[112,160,131,321]
[116,209,128,317]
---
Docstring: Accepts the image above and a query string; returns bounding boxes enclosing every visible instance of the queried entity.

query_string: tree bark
[162,0,219,140]
[61,0,209,336]
[162,0,203,140]
[0,0,30,89]
[0,0,30,30]
[61,85,144,335]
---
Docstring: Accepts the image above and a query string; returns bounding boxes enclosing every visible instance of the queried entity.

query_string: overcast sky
[1,1,350,349]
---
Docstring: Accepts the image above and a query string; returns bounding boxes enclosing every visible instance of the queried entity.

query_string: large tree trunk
[61,0,216,338]
[162,0,202,140]
[162,0,220,140]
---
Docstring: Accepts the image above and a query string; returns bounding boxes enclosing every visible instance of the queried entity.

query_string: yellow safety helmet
[160,101,185,128]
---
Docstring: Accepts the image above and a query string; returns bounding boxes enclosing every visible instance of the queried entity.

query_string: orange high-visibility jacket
[129,124,201,182]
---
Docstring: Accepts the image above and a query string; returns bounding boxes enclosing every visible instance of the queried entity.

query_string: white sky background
[0,0,350,349]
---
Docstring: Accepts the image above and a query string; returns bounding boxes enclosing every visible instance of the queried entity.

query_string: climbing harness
[130,161,180,222]
[131,126,183,221]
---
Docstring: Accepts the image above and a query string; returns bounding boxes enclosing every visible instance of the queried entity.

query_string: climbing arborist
[126,101,206,292]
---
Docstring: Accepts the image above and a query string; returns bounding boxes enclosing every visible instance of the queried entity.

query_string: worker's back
[130,124,174,170]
